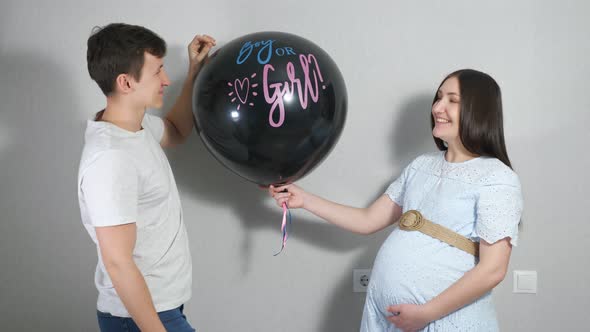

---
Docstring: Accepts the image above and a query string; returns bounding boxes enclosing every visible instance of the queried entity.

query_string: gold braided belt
[398,210,479,257]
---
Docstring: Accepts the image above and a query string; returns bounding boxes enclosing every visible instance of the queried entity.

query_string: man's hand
[188,34,216,79]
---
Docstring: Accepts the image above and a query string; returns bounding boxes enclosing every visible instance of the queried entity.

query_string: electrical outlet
[353,268,371,292]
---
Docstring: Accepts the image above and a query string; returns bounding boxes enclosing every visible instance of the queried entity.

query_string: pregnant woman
[269,69,523,331]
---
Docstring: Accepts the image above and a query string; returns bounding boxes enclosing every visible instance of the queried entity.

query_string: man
[78,23,215,332]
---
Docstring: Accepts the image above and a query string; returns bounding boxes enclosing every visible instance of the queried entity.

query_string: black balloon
[192,32,347,186]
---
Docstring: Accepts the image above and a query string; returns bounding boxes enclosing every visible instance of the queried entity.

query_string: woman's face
[432,76,461,143]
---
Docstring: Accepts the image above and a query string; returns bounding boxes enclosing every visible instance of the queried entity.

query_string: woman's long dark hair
[431,69,512,169]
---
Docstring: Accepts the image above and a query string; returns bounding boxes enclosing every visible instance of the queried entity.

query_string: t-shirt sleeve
[475,181,523,246]
[384,162,412,207]
[142,113,165,143]
[80,151,138,227]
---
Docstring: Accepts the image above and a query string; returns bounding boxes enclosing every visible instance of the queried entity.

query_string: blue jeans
[97,305,195,332]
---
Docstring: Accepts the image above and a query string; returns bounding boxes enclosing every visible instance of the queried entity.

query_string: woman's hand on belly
[385,303,434,332]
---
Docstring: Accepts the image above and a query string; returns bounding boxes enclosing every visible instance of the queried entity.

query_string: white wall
[1,0,588,331]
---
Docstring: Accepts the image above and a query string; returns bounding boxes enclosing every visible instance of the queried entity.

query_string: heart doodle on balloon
[227,73,258,110]
[234,78,250,104]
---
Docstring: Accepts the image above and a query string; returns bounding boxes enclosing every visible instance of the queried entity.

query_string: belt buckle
[399,210,424,231]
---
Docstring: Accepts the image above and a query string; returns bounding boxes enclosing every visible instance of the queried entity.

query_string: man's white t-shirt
[77,113,191,317]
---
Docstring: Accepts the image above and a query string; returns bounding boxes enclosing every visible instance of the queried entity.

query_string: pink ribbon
[274,202,292,256]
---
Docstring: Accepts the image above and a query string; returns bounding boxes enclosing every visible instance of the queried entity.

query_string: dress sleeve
[384,162,412,207]
[79,151,139,227]
[475,181,523,246]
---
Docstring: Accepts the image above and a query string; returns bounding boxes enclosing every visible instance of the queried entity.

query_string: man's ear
[115,73,134,94]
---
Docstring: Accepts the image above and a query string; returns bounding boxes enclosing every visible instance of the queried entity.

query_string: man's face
[131,52,170,109]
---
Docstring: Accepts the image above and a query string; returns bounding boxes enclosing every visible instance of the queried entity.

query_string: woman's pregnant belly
[368,227,477,315]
